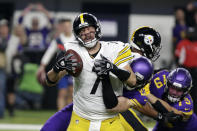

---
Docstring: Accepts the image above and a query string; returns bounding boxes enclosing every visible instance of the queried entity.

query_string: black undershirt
[89,44,101,58]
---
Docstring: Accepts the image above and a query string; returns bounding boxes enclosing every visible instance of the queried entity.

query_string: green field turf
[0,110,56,124]
[0,109,155,131]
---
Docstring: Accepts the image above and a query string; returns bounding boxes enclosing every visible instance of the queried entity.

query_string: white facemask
[83,38,98,48]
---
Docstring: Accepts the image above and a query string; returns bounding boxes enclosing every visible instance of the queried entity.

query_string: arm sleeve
[102,75,118,109]
[41,40,57,65]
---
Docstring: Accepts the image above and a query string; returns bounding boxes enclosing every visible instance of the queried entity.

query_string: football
[65,49,83,77]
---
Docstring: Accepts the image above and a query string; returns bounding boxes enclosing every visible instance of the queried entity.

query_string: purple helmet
[130,56,154,87]
[165,68,192,103]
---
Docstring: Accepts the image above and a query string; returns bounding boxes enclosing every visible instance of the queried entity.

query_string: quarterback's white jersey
[64,41,133,120]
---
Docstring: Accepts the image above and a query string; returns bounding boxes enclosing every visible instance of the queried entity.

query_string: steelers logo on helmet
[144,35,154,45]
[131,26,161,61]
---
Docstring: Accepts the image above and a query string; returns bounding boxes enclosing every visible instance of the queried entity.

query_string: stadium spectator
[37,18,75,110]
[172,7,187,53]
[15,62,43,110]
[5,25,28,117]
[18,3,54,65]
[185,0,196,28]
[13,25,27,52]
[0,19,21,118]
[18,3,53,51]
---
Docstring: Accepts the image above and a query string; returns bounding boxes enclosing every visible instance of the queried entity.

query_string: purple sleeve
[123,89,148,106]
[41,103,73,131]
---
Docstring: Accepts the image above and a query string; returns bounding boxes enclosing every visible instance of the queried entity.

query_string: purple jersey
[25,28,51,50]
[173,24,187,47]
[150,70,197,131]
[123,88,148,107]
[18,16,53,50]
[40,103,73,131]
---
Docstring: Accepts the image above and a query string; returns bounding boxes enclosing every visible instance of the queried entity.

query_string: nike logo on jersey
[109,120,115,124]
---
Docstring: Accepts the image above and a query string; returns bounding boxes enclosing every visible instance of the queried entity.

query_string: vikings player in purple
[145,68,197,131]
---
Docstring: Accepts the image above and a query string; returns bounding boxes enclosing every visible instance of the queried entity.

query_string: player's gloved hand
[53,51,78,73]
[125,72,146,91]
[93,54,131,81]
[135,72,147,90]
[156,111,183,123]
[164,111,183,123]
[93,54,115,77]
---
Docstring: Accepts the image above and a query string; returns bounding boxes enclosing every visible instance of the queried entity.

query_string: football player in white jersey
[45,13,137,131]
[41,26,162,131]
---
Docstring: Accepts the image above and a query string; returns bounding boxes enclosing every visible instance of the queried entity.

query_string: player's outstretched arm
[45,50,78,86]
[147,93,182,115]
[94,55,136,86]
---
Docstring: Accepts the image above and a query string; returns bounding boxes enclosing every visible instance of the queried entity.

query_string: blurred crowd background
[0,0,197,122]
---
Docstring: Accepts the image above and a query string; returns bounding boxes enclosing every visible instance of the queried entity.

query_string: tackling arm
[100,74,134,112]
[147,93,182,115]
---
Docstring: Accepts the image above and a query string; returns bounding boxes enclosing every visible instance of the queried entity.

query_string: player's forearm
[45,69,67,86]
[147,94,181,115]
[107,97,132,113]
[101,75,118,109]
[136,102,158,118]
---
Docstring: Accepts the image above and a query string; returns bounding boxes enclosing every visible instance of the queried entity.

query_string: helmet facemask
[166,82,184,103]
[73,13,102,48]
[165,68,192,103]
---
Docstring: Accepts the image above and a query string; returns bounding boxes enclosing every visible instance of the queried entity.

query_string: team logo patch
[144,35,154,45]
[60,61,65,66]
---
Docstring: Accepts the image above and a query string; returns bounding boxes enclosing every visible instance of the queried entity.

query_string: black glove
[93,55,130,81]
[93,54,114,77]
[156,111,183,123]
[53,51,78,73]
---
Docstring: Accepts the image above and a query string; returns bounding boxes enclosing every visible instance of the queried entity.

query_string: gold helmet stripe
[80,14,85,24]
[131,26,149,41]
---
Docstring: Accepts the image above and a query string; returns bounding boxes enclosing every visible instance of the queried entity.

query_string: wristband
[46,74,56,85]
